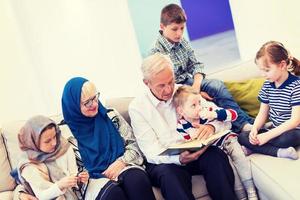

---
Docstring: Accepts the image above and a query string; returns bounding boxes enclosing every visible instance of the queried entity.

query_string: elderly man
[129,53,237,200]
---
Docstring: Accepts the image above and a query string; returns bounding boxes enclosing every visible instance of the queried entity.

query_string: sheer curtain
[0,0,142,123]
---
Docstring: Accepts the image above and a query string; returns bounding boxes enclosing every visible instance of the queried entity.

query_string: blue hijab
[61,77,124,178]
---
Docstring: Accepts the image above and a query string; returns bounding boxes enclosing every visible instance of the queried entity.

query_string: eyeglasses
[81,92,100,108]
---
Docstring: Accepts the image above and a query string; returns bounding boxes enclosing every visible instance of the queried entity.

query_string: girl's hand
[256,132,272,146]
[102,160,126,180]
[249,129,259,145]
[56,175,78,190]
[78,171,89,184]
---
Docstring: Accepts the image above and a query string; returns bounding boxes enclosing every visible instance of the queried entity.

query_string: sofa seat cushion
[249,149,300,200]
[0,132,16,192]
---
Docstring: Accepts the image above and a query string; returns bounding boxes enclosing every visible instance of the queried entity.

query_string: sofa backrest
[207,60,260,81]
[106,97,133,124]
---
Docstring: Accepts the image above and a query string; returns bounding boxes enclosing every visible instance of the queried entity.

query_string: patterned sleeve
[185,39,204,76]
[107,109,144,167]
[258,81,269,104]
[291,81,300,106]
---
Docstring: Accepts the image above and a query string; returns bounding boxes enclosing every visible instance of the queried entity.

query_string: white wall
[230,0,300,61]
[0,0,143,123]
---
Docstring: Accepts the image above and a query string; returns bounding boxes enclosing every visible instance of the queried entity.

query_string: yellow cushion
[224,78,265,117]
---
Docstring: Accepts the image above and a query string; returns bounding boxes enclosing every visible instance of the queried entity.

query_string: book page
[159,130,230,155]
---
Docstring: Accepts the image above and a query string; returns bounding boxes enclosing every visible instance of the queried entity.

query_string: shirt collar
[145,84,179,107]
[270,72,298,89]
[158,31,183,53]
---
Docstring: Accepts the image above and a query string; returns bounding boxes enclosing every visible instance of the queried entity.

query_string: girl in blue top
[238,41,300,160]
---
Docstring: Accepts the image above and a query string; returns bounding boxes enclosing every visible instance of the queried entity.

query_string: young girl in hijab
[61,77,155,200]
[17,115,106,200]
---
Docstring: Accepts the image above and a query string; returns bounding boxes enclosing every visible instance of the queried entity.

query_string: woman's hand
[102,160,126,180]
[78,171,89,184]
[56,175,78,190]
[249,129,259,145]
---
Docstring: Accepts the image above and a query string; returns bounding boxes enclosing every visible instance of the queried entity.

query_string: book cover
[159,130,231,155]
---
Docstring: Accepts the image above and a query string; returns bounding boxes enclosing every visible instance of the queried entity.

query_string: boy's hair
[160,4,186,26]
[173,85,198,108]
[141,52,173,81]
[255,41,300,75]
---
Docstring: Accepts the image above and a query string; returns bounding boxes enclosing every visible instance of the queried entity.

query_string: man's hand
[19,192,38,200]
[192,123,215,140]
[102,160,126,180]
[179,146,209,164]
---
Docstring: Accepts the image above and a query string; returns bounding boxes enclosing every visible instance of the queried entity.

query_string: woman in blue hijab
[61,77,155,200]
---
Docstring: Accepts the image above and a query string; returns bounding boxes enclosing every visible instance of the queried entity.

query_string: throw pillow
[224,78,265,117]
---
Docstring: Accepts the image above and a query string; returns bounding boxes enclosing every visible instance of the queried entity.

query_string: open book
[159,130,231,155]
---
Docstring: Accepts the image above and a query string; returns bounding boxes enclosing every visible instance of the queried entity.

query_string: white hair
[141,53,174,80]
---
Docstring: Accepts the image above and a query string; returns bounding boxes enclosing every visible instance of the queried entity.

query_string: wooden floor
[191,30,241,74]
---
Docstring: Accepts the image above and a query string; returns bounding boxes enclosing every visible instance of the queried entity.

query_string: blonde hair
[141,53,174,81]
[81,81,97,101]
[173,85,198,108]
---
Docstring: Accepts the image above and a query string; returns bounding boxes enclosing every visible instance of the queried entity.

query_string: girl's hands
[78,171,89,184]
[56,175,78,190]
[102,160,126,180]
[249,129,259,145]
[249,128,272,146]
[256,132,272,146]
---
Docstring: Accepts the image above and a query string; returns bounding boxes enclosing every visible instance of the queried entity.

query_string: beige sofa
[1,60,300,200]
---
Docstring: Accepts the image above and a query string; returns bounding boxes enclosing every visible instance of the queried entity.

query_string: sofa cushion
[224,78,265,117]
[249,148,300,200]
[0,132,16,192]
